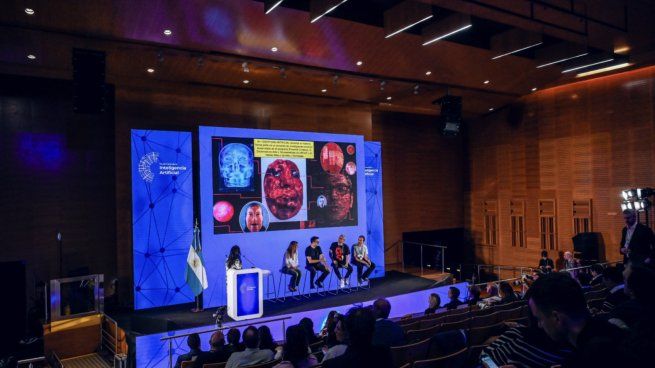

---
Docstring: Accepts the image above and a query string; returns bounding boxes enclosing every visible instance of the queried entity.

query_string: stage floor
[109,270,452,335]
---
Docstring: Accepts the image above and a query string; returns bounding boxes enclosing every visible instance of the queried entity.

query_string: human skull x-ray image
[219,143,254,188]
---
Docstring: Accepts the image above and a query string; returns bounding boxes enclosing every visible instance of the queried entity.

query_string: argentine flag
[185,225,208,296]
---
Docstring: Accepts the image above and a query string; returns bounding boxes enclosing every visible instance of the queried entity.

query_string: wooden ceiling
[1,0,654,116]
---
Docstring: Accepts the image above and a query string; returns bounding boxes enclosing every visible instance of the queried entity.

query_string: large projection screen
[199,126,373,308]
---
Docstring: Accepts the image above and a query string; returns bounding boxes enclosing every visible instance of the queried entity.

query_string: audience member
[424,293,441,315]
[589,264,604,287]
[371,298,405,347]
[323,307,393,368]
[486,283,499,298]
[443,287,463,310]
[600,266,628,313]
[620,208,655,264]
[193,331,231,368]
[226,328,245,353]
[321,314,348,363]
[498,281,518,305]
[258,325,278,353]
[538,250,555,273]
[467,285,482,306]
[274,325,318,368]
[528,272,626,367]
[319,310,338,341]
[608,264,655,330]
[562,251,581,277]
[576,271,592,288]
[174,333,203,368]
[298,317,320,346]
[225,326,274,368]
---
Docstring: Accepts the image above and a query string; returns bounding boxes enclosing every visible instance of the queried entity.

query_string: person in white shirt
[281,241,302,292]
[352,235,376,283]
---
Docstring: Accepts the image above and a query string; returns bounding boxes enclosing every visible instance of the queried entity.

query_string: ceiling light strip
[491,42,543,60]
[422,24,472,46]
[385,15,434,39]
[576,62,631,77]
[265,0,284,14]
[536,52,589,68]
[311,0,348,23]
[562,58,614,73]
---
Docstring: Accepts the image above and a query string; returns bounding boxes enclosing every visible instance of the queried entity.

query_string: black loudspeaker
[130,315,179,335]
[573,232,605,263]
[434,95,462,136]
[0,261,26,355]
[72,48,106,114]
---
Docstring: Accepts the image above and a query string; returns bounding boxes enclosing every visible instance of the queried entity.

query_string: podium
[226,267,269,321]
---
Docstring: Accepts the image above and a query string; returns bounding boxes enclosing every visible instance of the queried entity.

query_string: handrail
[384,239,403,252]
[559,260,622,273]
[399,241,446,276]
[18,356,46,368]
[403,241,447,249]
[161,315,292,368]
[101,313,120,355]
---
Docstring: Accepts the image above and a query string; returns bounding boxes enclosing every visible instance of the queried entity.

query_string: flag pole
[191,218,204,313]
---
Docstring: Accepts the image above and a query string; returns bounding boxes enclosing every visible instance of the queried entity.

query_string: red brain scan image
[264,159,304,220]
[320,142,344,174]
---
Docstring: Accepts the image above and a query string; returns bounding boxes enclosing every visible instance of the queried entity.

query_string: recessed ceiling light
[163,29,172,36]
[27,54,36,60]
[25,8,35,15]
[531,87,537,92]
[146,68,155,73]
[356,60,363,66]
[483,80,490,84]
[271,47,278,52]
[489,107,494,111]
[425,71,432,76]
[243,80,250,84]
[386,96,392,101]
[321,89,327,93]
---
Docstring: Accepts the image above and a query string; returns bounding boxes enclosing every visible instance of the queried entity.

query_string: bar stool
[302,265,327,297]
[276,269,301,302]
[263,270,278,302]
[327,265,353,295]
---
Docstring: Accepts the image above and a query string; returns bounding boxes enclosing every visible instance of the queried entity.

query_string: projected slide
[211,137,358,233]
[199,127,371,308]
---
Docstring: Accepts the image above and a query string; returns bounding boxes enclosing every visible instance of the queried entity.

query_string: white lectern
[226,268,270,321]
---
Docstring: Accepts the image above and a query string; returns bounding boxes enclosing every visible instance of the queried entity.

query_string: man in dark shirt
[443,286,463,310]
[174,333,203,368]
[305,236,330,288]
[620,209,654,264]
[193,331,231,368]
[371,298,404,347]
[323,307,393,368]
[329,234,354,288]
[528,273,627,368]
[538,250,555,273]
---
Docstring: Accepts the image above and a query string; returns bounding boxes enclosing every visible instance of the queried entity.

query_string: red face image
[264,159,303,220]
[325,173,354,223]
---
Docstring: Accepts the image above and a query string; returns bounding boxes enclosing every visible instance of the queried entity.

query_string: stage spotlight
[434,94,462,136]
[380,80,386,91]
[242,62,250,73]
[279,67,287,79]
[333,74,339,85]
[310,0,348,23]
[622,190,629,200]
[413,85,419,95]
[637,188,654,199]
[621,202,628,211]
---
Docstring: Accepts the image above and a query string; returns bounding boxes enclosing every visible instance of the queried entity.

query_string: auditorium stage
[111,271,466,368]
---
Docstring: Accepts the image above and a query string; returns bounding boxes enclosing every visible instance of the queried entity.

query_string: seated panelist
[329,234,353,288]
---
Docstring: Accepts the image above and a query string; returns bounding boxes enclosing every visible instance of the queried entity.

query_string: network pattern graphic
[131,130,195,310]
[364,141,385,275]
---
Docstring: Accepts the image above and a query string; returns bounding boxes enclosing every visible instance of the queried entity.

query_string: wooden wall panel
[467,66,655,267]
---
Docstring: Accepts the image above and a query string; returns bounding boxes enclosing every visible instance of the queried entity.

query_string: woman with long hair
[258,325,278,352]
[274,325,318,368]
[226,245,242,270]
[322,314,348,363]
[281,241,302,292]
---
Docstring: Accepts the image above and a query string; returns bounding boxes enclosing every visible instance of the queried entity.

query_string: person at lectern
[281,241,302,292]
[620,208,655,265]
[305,236,330,289]
[352,235,376,283]
[226,245,243,271]
[329,234,353,288]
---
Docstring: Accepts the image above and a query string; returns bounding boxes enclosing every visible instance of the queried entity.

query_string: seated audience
[424,293,441,315]
[589,264,604,287]
[298,317,320,346]
[174,333,203,368]
[274,325,318,368]
[608,264,655,330]
[467,285,482,306]
[576,271,592,288]
[258,325,278,353]
[600,266,629,314]
[371,298,405,347]
[226,326,274,368]
[322,314,348,363]
[443,286,463,310]
[319,310,338,341]
[226,328,245,353]
[562,251,581,277]
[498,281,518,305]
[193,331,231,368]
[538,250,555,273]
[323,312,341,348]
[323,307,393,368]
[528,272,627,367]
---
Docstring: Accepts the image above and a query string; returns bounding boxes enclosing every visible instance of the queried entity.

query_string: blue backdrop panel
[365,141,384,276]
[131,130,194,310]
[199,126,370,308]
